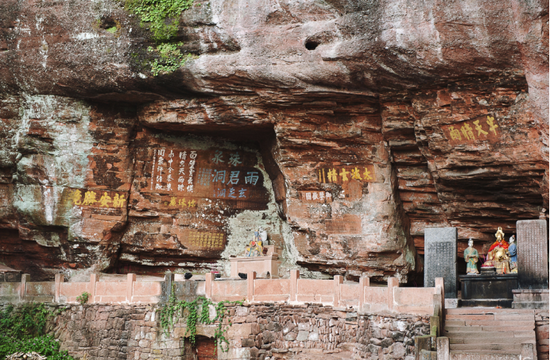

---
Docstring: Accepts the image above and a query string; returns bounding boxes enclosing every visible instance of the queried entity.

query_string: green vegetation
[106,26,118,34]
[124,0,195,75]
[158,287,242,353]
[148,42,195,76]
[76,292,90,305]
[0,304,73,360]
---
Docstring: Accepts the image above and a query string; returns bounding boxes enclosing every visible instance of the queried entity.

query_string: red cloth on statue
[488,240,509,252]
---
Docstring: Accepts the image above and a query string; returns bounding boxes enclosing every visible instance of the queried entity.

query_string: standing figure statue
[464,238,479,275]
[245,228,264,257]
[508,235,518,273]
[482,226,511,274]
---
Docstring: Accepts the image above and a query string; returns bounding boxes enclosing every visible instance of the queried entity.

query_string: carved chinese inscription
[145,147,269,210]
[445,116,499,144]
[187,231,226,250]
[299,191,333,203]
[317,165,375,184]
[70,189,127,208]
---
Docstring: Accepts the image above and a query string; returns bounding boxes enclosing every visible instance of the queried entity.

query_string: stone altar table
[230,245,281,278]
[459,273,518,307]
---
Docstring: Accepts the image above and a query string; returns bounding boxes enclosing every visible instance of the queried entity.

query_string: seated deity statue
[482,227,511,274]
[464,238,479,275]
[245,229,264,257]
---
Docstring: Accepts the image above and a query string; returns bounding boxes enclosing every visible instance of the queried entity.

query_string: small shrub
[147,43,194,76]
[76,292,90,305]
[124,0,194,42]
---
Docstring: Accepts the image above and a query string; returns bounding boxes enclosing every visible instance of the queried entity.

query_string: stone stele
[424,227,458,298]
[517,219,549,289]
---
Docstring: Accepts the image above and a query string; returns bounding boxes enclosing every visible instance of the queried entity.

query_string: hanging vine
[158,286,242,352]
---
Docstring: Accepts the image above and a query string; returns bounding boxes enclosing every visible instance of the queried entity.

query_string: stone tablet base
[512,289,549,309]
[459,274,518,308]
[459,298,514,307]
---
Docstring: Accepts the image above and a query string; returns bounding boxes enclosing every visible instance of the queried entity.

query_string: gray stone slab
[424,227,458,298]
[517,219,548,289]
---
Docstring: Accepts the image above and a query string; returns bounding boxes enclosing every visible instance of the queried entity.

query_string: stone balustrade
[0,271,441,315]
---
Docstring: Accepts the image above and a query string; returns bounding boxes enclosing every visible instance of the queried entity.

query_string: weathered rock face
[0,0,547,281]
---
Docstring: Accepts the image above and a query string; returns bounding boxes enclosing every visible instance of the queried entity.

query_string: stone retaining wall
[46,303,430,360]
[220,303,430,360]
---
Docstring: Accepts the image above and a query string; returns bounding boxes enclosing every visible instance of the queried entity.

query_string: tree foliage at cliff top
[124,0,194,43]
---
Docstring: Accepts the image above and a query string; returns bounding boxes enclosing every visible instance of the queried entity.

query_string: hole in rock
[305,40,320,50]
[98,16,119,31]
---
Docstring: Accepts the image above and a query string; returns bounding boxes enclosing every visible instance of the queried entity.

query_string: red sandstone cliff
[0,0,547,281]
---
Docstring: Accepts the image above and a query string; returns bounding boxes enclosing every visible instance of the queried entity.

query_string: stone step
[450,343,524,352]
[449,334,534,344]
[445,325,535,332]
[445,315,535,323]
[462,320,533,327]
[447,330,535,339]
[450,350,520,360]
[446,314,495,321]
[480,325,534,332]
[493,313,534,321]
[446,308,534,315]
[444,325,482,332]
[444,308,536,360]
[449,313,536,321]
[446,319,466,326]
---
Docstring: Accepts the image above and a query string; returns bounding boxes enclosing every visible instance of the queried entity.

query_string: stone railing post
[19,274,30,302]
[205,273,214,300]
[290,270,299,302]
[434,277,445,329]
[333,275,344,307]
[90,273,98,304]
[387,277,399,312]
[521,342,536,360]
[437,336,450,360]
[162,272,174,302]
[55,274,64,303]
[126,273,136,303]
[247,271,256,302]
[359,275,370,309]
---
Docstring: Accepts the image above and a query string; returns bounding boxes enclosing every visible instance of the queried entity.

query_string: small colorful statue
[245,228,264,257]
[464,238,479,275]
[508,235,518,273]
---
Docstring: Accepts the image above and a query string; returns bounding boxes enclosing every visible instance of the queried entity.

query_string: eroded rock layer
[0,0,547,281]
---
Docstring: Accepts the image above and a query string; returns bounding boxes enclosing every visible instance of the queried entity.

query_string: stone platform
[512,289,549,309]
[459,273,518,308]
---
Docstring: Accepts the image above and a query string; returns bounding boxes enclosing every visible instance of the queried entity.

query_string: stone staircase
[444,308,537,360]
